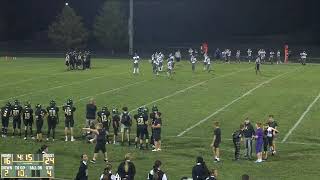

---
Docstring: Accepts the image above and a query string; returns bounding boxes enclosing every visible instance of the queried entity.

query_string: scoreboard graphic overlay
[1,154,54,178]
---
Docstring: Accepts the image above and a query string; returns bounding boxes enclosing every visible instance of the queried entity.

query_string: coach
[243,118,255,160]
[86,99,97,128]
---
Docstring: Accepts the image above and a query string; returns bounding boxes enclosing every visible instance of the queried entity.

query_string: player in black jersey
[1,102,12,137]
[134,107,149,149]
[35,104,46,142]
[46,100,59,141]
[83,123,108,163]
[23,102,34,140]
[149,105,161,147]
[97,106,111,144]
[111,108,120,144]
[11,100,23,137]
[63,99,76,142]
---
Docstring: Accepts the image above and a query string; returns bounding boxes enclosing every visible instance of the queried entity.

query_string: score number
[44,157,55,165]
[2,157,11,165]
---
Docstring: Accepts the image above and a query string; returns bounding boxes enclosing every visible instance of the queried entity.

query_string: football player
[35,104,46,142]
[175,50,181,62]
[167,59,173,78]
[247,49,252,63]
[236,50,241,63]
[226,49,231,63]
[191,55,197,72]
[134,107,149,149]
[63,99,76,141]
[205,54,212,72]
[46,100,59,141]
[111,108,120,144]
[1,102,12,137]
[269,50,275,64]
[203,54,208,71]
[97,106,111,144]
[11,100,22,137]
[255,55,261,75]
[133,53,140,74]
[300,51,307,65]
[22,102,34,140]
[276,50,281,64]
[149,105,161,147]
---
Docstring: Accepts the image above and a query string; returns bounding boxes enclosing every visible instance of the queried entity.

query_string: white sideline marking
[129,68,251,113]
[281,91,320,142]
[165,136,320,146]
[177,69,297,137]
[0,72,127,102]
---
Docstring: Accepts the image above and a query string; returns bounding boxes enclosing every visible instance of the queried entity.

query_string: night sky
[0,0,319,45]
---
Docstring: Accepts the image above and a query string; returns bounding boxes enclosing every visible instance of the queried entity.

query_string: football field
[0,57,320,180]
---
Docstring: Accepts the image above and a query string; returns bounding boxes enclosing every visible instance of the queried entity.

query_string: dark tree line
[48,0,128,50]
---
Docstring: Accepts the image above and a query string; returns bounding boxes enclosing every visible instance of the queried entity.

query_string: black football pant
[2,117,9,135]
[36,119,43,134]
[47,119,57,139]
[24,119,33,137]
[13,118,22,136]
[234,141,241,160]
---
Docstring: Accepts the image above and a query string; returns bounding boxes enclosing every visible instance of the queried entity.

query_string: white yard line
[281,91,320,143]
[129,68,251,113]
[69,80,148,106]
[177,69,297,137]
[0,72,127,102]
[0,71,65,88]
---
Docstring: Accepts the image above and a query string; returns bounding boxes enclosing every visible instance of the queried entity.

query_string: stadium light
[65,2,69,6]
[128,0,134,55]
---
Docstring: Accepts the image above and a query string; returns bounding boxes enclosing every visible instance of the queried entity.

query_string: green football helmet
[14,99,19,105]
[152,105,158,112]
[50,100,56,107]
[67,99,73,105]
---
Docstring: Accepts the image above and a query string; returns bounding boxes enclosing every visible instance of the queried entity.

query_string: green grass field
[0,57,320,180]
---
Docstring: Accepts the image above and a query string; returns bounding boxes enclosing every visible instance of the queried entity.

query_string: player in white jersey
[255,55,261,75]
[175,50,181,62]
[276,50,281,64]
[226,49,231,63]
[203,54,208,70]
[247,49,253,63]
[168,53,175,69]
[300,51,307,65]
[132,53,140,74]
[65,53,70,70]
[222,50,227,63]
[269,51,275,64]
[167,60,173,78]
[160,53,165,71]
[191,55,197,72]
[205,54,212,72]
[236,50,241,63]
[260,49,266,63]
